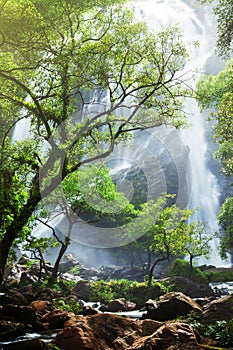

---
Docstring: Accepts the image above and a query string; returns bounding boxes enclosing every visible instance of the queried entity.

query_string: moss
[168,258,209,284]
[204,268,233,283]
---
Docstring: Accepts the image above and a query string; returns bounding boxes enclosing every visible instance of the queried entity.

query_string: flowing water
[133,0,231,266]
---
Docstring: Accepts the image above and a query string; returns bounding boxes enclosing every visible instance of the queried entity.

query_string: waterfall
[133,0,230,266]
[11,0,231,266]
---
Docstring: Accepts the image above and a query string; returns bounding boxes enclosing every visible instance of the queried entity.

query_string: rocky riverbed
[1,254,233,349]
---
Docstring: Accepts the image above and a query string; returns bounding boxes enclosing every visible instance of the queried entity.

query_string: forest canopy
[0,0,193,284]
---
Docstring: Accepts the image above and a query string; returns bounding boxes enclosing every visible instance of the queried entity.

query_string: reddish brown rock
[140,319,163,336]
[142,292,202,321]
[202,294,233,323]
[128,321,204,350]
[51,313,142,350]
[30,300,55,314]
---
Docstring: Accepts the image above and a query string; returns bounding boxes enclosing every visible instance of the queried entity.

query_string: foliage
[39,276,76,293]
[90,278,171,305]
[204,268,233,282]
[168,258,209,284]
[196,59,233,257]
[200,0,233,57]
[52,297,83,314]
[189,313,233,348]
[0,0,193,284]
[183,221,213,273]
[196,60,233,176]
[217,196,233,258]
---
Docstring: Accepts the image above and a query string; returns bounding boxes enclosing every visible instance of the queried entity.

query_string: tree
[147,204,193,286]
[0,0,192,285]
[217,197,233,258]
[196,59,233,256]
[183,221,212,277]
[200,0,233,57]
[196,60,233,175]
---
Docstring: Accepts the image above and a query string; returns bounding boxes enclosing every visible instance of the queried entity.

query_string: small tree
[147,205,193,286]
[183,221,212,278]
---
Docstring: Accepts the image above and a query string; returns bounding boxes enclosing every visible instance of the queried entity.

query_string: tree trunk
[0,174,41,286]
[147,255,168,287]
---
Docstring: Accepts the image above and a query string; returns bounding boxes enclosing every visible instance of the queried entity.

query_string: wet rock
[0,305,37,324]
[142,292,202,321]
[101,298,137,312]
[71,280,91,301]
[202,294,233,323]
[1,339,47,350]
[51,313,142,350]
[128,321,203,350]
[0,320,26,340]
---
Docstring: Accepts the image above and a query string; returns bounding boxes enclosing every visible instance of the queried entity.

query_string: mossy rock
[168,258,209,284]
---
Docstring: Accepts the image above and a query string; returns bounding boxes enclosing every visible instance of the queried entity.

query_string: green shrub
[204,269,233,283]
[90,279,172,306]
[188,313,233,348]
[52,297,83,314]
[168,258,209,284]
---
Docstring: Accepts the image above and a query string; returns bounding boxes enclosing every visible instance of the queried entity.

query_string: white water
[134,0,230,266]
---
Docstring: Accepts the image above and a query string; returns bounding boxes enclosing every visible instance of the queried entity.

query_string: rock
[167,276,214,298]
[128,321,203,350]
[41,309,73,329]
[202,294,233,323]
[59,253,80,273]
[34,287,63,301]
[103,298,137,312]
[30,300,55,315]
[0,290,28,306]
[1,339,47,349]
[71,280,91,301]
[0,320,26,340]
[0,305,37,324]
[142,292,202,321]
[140,319,163,336]
[51,313,142,350]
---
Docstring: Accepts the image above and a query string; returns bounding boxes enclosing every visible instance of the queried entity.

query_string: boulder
[102,298,137,312]
[1,339,47,350]
[202,294,233,323]
[71,279,91,301]
[41,309,73,329]
[30,300,55,315]
[128,321,203,350]
[142,292,202,321]
[51,313,142,350]
[168,276,214,298]
[59,253,79,273]
[140,319,163,336]
[0,305,37,324]
[0,320,26,340]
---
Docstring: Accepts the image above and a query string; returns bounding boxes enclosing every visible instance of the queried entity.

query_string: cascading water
[133,0,231,266]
